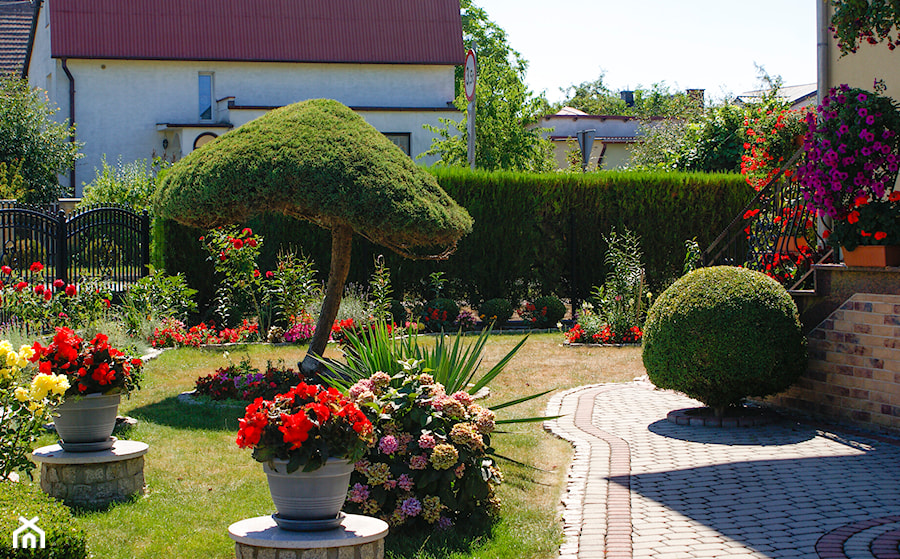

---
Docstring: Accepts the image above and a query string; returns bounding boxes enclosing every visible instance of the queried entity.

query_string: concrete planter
[54,393,120,451]
[264,457,353,531]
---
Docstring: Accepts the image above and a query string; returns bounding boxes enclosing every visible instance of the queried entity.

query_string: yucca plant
[320,321,553,426]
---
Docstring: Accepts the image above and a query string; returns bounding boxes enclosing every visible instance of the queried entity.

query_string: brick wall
[765,293,900,433]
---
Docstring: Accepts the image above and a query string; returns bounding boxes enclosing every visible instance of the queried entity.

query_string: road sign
[464,49,477,102]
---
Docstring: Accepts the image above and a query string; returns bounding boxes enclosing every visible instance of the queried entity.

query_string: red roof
[48,0,464,65]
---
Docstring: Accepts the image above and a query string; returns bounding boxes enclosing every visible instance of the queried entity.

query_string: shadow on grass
[385,518,495,558]
[128,397,243,431]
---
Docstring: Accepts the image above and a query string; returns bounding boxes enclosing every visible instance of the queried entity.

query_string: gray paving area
[546,382,900,559]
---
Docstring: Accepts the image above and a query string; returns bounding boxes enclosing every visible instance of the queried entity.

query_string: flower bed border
[563,341,642,348]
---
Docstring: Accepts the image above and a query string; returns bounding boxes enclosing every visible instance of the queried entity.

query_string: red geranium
[30,327,143,398]
[236,383,373,473]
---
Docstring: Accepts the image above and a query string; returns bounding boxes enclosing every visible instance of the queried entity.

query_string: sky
[473,0,818,104]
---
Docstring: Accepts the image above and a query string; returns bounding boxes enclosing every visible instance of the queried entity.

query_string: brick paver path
[546,382,900,559]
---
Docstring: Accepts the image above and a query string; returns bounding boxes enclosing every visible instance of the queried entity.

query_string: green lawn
[31,334,645,558]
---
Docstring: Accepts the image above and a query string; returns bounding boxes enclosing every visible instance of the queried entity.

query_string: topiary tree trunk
[301,225,353,376]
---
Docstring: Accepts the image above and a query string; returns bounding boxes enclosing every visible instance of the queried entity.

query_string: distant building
[734,83,818,110]
[24,0,464,195]
[0,0,33,75]
[534,107,651,171]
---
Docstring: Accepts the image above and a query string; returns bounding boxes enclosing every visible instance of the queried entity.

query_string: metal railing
[702,148,834,291]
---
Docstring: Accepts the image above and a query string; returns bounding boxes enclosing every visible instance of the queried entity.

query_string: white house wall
[30,52,458,194]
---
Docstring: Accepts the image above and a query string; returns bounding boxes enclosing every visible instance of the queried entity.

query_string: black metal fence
[0,202,150,291]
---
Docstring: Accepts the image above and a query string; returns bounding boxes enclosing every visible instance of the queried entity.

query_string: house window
[193,132,217,150]
[383,133,411,156]
[199,73,213,121]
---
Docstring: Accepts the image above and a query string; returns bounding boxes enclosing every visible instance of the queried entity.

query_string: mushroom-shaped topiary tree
[153,99,473,375]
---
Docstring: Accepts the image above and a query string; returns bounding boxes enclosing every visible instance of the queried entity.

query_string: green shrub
[0,481,88,558]
[421,299,459,332]
[642,266,807,413]
[477,298,513,326]
[520,296,566,328]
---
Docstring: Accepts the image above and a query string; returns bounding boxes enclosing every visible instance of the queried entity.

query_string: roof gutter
[21,0,42,79]
[61,58,76,191]
[816,0,829,105]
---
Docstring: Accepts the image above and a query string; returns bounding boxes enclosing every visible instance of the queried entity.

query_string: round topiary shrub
[478,298,514,326]
[521,295,566,329]
[642,266,807,414]
[0,481,88,558]
[421,298,459,332]
[390,299,408,326]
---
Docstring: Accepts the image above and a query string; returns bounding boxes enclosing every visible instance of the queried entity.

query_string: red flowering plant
[826,191,900,251]
[194,355,301,402]
[29,326,143,398]
[236,383,374,473]
[148,317,258,348]
[741,105,809,191]
[0,262,111,334]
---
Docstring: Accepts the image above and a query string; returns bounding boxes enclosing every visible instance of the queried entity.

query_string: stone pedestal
[228,514,388,559]
[32,440,148,509]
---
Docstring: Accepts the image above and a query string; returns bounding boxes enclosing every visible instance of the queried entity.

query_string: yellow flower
[0,367,11,381]
[27,401,43,415]
[31,374,69,400]
[18,345,34,361]
[14,386,29,402]
[0,340,11,357]
[5,350,18,368]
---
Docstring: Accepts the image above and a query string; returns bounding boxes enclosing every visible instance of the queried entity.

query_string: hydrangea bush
[345,364,502,530]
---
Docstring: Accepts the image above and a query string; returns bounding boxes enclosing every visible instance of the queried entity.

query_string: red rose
[53,279,65,289]
[43,290,52,301]
[247,238,258,248]
[232,239,244,249]
[265,271,274,279]
[65,284,77,297]
[242,228,253,237]
[29,262,44,273]
[0,266,10,275]
[34,284,44,294]
[14,281,26,292]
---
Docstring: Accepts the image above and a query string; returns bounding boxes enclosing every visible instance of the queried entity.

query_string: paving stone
[545,381,900,559]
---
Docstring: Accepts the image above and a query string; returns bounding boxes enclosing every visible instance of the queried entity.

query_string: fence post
[141,209,150,277]
[56,209,67,284]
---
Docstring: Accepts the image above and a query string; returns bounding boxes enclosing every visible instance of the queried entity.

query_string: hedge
[154,168,752,312]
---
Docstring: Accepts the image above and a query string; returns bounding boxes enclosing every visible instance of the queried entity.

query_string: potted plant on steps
[826,191,900,266]
[235,382,373,531]
[30,327,143,452]
[797,82,900,266]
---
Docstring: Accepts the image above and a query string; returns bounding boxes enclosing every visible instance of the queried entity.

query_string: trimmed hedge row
[154,169,752,312]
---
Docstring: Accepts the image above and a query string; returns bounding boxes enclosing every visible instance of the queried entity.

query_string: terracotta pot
[841,245,900,267]
[775,235,808,254]
[263,458,353,531]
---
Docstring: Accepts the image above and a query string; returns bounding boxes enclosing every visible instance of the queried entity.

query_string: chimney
[620,90,634,107]
[686,89,705,107]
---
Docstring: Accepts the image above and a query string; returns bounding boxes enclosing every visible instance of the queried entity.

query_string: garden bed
[27,335,641,559]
